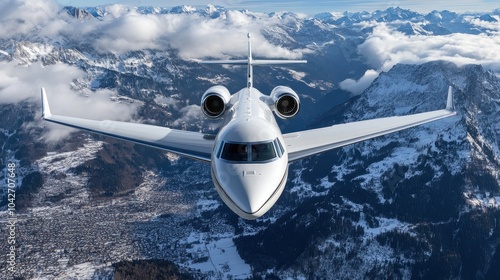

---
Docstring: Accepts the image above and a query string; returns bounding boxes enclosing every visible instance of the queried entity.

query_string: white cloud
[172,104,204,127]
[132,11,310,59]
[339,69,379,95]
[93,13,163,53]
[163,23,307,59]
[1,1,309,59]
[339,21,500,93]
[0,62,81,104]
[467,16,500,33]
[0,0,60,38]
[0,61,138,142]
[103,4,132,18]
[358,23,500,72]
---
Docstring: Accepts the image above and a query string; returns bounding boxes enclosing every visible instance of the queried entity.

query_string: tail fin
[199,33,307,88]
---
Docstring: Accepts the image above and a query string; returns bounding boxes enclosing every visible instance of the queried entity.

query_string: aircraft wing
[41,88,214,162]
[284,87,456,162]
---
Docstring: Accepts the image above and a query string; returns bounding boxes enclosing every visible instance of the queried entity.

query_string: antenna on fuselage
[198,33,307,89]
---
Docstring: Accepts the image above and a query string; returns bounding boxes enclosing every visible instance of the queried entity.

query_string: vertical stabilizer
[247,33,253,88]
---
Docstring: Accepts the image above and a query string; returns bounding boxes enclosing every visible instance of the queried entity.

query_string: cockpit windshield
[251,143,275,161]
[220,140,282,162]
[221,143,248,162]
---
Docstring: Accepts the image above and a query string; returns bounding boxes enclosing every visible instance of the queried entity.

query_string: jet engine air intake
[201,85,231,118]
[270,86,300,119]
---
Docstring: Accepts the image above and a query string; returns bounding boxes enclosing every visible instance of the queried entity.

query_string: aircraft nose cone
[236,172,268,214]
[213,161,287,218]
[224,170,269,214]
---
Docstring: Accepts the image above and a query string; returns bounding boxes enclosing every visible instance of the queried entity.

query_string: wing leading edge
[284,86,457,162]
[41,88,214,162]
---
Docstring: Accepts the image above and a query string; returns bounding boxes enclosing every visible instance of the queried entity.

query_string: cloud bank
[87,9,310,59]
[339,69,379,95]
[0,0,309,59]
[0,61,138,142]
[340,20,500,94]
[359,23,500,72]
[0,0,60,38]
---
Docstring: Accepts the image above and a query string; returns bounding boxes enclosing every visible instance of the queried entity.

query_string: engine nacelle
[270,86,300,119]
[201,85,231,119]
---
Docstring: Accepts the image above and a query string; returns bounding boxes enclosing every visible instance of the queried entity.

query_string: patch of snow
[288,69,306,80]
[180,232,252,279]
[50,261,113,280]
[134,171,167,202]
[197,199,220,212]
[165,152,180,164]
[464,192,500,209]
[359,215,414,241]
[197,75,230,84]
[154,95,179,108]
[34,140,104,206]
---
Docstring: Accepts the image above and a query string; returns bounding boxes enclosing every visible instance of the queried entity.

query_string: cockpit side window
[221,143,248,161]
[216,141,224,158]
[251,142,276,162]
[273,138,284,158]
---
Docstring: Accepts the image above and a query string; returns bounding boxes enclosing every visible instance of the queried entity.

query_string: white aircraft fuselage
[211,86,289,219]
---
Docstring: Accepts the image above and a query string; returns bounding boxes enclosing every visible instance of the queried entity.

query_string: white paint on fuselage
[211,87,289,219]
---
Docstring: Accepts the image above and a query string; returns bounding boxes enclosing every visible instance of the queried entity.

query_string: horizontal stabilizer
[198,33,306,88]
[199,59,307,65]
[199,59,248,65]
[253,59,307,65]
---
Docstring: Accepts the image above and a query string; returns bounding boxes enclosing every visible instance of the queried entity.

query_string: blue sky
[56,0,500,15]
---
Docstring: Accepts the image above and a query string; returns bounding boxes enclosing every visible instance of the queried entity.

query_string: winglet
[446,86,454,111]
[41,87,52,119]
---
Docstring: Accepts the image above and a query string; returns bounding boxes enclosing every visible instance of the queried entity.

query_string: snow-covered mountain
[237,60,499,279]
[0,2,499,279]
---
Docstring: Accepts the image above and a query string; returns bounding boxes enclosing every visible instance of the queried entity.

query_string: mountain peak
[425,10,458,22]
[64,6,95,20]
[373,6,422,22]
[169,5,197,14]
[478,14,498,22]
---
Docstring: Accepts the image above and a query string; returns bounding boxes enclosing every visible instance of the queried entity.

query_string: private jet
[41,33,456,219]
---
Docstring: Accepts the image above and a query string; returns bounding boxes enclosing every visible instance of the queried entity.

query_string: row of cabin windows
[217,138,284,162]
